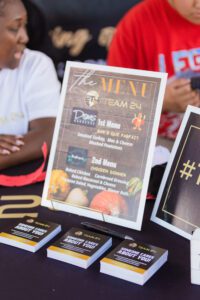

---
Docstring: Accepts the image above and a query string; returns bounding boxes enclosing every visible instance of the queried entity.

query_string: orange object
[48,169,70,200]
[90,191,128,216]
[132,112,145,130]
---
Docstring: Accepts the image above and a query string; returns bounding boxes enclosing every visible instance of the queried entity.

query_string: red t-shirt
[108,0,200,139]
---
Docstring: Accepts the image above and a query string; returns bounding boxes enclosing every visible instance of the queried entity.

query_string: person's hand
[163,78,200,112]
[0,135,24,155]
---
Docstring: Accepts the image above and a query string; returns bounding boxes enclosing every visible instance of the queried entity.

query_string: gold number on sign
[0,195,41,219]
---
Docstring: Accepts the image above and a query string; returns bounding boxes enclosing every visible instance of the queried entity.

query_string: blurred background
[23,0,140,80]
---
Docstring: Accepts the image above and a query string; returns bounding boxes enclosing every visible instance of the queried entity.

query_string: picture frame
[42,61,167,230]
[151,105,200,239]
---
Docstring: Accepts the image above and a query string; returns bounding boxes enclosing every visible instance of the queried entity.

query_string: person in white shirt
[0,0,60,170]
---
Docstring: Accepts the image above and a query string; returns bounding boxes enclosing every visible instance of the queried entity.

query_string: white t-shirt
[0,49,60,135]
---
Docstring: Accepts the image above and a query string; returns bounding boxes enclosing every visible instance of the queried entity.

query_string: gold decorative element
[0,195,41,219]
[98,27,115,49]
[0,233,37,246]
[49,27,92,56]
[101,257,145,274]
[48,246,89,260]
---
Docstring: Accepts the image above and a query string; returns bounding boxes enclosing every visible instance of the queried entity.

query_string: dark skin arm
[0,117,55,171]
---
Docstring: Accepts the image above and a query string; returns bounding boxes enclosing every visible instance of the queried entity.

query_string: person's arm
[0,117,55,171]
[0,134,24,155]
[163,78,200,112]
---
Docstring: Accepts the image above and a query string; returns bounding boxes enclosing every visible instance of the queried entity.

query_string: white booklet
[0,217,61,252]
[47,227,112,269]
[42,61,167,230]
[100,239,168,285]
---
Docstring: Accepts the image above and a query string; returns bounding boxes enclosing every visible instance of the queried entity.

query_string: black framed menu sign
[151,106,200,239]
[42,62,167,230]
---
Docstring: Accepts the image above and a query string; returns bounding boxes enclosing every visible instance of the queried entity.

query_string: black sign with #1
[151,106,200,239]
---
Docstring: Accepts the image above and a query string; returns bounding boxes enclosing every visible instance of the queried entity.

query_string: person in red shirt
[108,0,200,145]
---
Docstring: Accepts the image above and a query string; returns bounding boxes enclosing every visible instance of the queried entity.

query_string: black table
[0,162,199,300]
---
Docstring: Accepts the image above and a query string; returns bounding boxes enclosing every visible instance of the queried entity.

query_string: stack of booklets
[100,239,168,285]
[0,217,61,252]
[47,227,112,268]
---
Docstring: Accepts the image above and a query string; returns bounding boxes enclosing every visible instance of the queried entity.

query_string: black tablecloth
[0,162,199,300]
